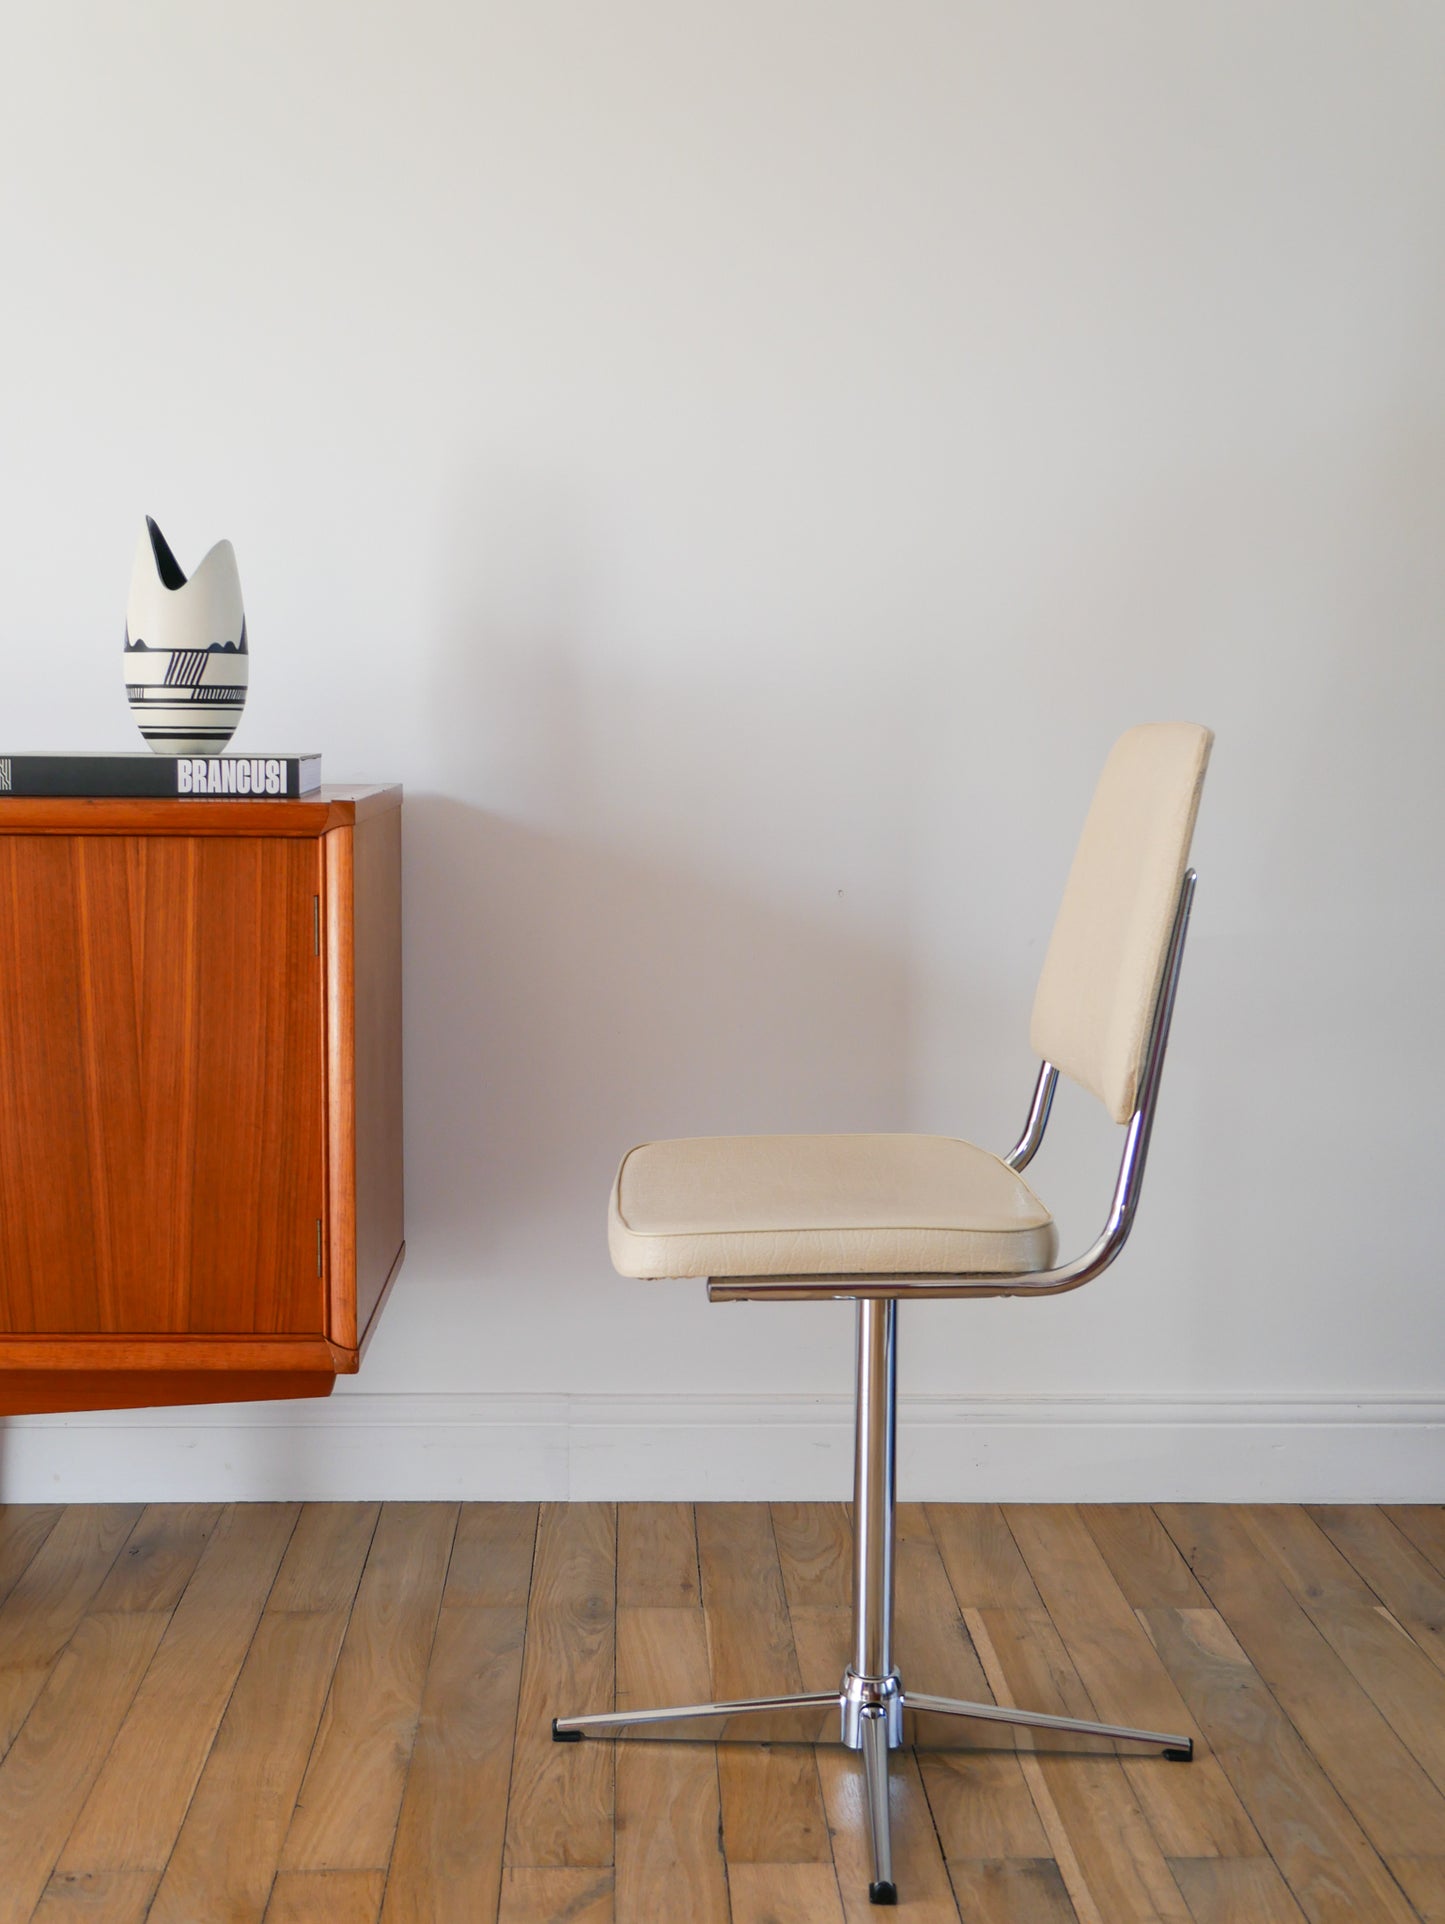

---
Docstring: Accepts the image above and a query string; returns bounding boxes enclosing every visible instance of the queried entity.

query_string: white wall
[1,0,1441,1501]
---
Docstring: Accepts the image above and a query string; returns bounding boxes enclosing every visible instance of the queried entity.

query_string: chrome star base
[555,1298,1193,1906]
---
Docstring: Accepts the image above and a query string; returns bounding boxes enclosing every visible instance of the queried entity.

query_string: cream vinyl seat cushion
[609,1133,1057,1279]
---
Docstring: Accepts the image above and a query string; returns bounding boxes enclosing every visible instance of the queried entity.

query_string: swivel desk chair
[555,721,1213,1906]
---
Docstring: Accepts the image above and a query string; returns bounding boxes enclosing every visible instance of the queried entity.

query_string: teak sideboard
[0,786,403,1415]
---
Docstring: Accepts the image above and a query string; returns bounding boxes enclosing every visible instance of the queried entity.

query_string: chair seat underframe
[555,874,1200,1907]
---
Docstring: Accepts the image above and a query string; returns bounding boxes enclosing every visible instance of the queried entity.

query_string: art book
[0,753,322,798]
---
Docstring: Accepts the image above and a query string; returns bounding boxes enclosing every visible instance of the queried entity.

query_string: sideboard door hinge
[316,1219,324,1277]
[313,894,321,955]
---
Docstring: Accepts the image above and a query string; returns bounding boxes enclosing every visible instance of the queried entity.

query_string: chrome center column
[842,1296,903,1749]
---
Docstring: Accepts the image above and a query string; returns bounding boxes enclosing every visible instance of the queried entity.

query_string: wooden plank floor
[0,1503,1442,1922]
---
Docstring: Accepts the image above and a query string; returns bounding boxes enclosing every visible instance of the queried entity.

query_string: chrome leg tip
[1164,1741,1193,1762]
[869,1881,897,1905]
[552,1719,582,1743]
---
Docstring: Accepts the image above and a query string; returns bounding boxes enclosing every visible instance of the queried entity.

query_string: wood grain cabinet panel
[0,788,403,1414]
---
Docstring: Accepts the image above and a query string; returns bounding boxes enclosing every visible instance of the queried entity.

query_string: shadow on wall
[346,463,1043,1393]
[400,795,914,1286]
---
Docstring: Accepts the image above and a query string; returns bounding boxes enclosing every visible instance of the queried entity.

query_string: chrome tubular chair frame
[554,872,1200,1907]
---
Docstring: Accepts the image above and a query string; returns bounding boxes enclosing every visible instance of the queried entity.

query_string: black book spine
[0,756,321,798]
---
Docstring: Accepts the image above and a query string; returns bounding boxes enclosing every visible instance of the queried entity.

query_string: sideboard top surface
[0,784,401,837]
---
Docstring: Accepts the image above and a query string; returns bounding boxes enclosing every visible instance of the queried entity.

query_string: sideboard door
[0,834,327,1336]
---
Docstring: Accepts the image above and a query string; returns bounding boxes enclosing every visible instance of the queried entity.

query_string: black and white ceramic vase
[124,518,248,754]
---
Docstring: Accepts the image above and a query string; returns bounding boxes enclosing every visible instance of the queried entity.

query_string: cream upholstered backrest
[1030,723,1213,1124]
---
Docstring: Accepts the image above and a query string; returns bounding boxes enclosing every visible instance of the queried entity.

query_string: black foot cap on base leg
[869,1882,897,1906]
[552,1719,582,1742]
[1164,1741,1194,1762]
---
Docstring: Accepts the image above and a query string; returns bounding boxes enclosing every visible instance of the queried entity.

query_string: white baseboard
[2,1391,1440,1503]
